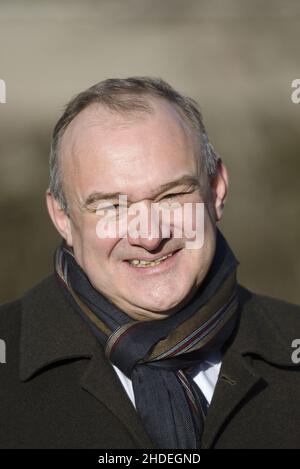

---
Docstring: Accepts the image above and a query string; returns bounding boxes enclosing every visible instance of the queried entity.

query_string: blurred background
[0,0,299,304]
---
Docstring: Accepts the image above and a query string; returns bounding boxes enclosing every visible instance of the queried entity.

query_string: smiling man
[0,77,300,449]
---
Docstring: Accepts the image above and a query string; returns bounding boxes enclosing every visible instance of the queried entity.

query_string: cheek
[181,207,215,274]
[172,201,207,248]
[84,236,117,265]
[71,215,117,266]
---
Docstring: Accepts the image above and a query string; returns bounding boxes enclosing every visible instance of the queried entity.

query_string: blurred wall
[0,0,299,303]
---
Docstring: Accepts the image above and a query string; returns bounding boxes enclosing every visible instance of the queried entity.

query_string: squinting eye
[97,204,129,213]
[96,205,119,214]
[93,202,120,211]
[163,193,184,200]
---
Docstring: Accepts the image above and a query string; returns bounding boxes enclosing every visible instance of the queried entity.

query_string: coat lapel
[202,285,298,449]
[202,348,267,448]
[80,344,154,448]
[19,274,154,448]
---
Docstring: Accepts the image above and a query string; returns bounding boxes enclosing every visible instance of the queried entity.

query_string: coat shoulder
[0,298,22,334]
[238,284,300,343]
[0,275,56,336]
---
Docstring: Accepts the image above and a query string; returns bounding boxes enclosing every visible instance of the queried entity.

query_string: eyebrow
[83,174,202,207]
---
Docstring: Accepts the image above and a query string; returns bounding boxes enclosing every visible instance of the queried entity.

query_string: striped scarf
[54,229,239,449]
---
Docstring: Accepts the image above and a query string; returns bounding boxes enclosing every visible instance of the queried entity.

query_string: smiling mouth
[123,249,182,269]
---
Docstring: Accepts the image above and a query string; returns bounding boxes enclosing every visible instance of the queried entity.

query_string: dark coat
[0,274,300,449]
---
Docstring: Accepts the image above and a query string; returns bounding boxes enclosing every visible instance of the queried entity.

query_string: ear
[46,189,73,246]
[209,159,229,222]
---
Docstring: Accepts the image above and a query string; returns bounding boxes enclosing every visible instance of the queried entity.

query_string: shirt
[112,352,222,409]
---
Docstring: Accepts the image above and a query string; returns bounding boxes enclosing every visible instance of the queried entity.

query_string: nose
[128,234,162,251]
[126,200,168,251]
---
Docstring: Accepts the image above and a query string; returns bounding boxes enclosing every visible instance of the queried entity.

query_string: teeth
[131,259,141,265]
[129,252,173,267]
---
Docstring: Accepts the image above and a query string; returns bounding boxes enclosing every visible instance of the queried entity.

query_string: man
[0,77,300,449]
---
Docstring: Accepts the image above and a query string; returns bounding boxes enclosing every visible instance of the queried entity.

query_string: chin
[133,285,190,314]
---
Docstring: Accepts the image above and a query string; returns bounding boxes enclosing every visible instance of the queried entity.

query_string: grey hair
[48,76,220,214]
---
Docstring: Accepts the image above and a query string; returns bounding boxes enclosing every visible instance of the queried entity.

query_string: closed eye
[162,191,194,200]
[86,202,121,213]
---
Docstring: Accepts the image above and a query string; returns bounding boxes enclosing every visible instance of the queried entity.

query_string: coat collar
[229,285,298,367]
[20,276,295,378]
[19,274,154,448]
[20,275,95,381]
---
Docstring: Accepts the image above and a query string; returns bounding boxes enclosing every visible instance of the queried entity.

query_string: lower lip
[123,249,182,275]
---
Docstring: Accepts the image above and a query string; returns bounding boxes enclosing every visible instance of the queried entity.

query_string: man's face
[49,99,226,321]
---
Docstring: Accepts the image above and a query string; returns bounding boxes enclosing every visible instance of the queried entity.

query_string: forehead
[60,99,200,202]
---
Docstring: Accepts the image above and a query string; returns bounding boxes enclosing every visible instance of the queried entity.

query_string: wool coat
[0,274,300,448]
